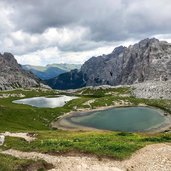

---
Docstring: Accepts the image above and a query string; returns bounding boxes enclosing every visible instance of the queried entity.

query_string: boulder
[0,135,5,145]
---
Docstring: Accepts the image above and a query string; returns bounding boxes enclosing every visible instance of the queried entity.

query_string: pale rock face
[81,38,171,86]
[0,53,48,90]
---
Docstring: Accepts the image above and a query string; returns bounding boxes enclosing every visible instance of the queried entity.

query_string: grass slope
[2,131,171,160]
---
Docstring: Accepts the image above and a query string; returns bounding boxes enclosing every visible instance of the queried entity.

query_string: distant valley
[22,63,81,80]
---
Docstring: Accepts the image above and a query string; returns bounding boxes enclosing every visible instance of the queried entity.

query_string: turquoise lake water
[70,107,165,132]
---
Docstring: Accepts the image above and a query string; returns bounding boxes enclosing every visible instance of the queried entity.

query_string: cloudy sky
[0,0,171,66]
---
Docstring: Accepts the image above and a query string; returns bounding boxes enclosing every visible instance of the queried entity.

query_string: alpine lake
[13,96,166,132]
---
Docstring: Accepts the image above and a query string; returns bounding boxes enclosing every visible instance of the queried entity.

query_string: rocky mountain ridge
[81,38,171,86]
[0,53,47,90]
[46,38,171,90]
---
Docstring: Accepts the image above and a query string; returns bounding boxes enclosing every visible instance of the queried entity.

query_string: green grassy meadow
[0,87,171,170]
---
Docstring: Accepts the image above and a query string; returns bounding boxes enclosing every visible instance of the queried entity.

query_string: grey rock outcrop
[81,38,171,86]
[0,52,47,90]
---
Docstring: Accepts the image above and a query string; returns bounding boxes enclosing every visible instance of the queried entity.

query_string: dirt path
[83,99,95,108]
[1,143,171,171]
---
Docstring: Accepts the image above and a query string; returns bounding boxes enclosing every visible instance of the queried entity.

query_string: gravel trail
[1,143,171,171]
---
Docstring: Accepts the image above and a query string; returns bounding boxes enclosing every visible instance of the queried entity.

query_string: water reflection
[13,95,78,108]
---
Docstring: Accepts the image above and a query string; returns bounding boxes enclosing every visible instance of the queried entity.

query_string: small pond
[13,95,78,108]
[69,107,166,132]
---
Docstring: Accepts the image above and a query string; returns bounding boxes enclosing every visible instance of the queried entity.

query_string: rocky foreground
[1,143,171,171]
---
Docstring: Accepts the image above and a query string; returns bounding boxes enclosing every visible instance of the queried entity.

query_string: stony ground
[1,143,171,171]
[132,80,171,99]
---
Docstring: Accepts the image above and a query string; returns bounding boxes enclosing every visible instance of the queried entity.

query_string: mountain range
[1,38,171,91]
[22,64,81,80]
[45,38,171,89]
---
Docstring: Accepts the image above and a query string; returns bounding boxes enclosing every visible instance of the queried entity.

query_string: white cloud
[1,0,171,66]
[15,35,171,66]
[153,34,171,43]
[15,45,114,66]
[15,46,113,66]
[1,26,90,55]
[0,1,14,34]
[43,27,89,47]
[15,39,137,66]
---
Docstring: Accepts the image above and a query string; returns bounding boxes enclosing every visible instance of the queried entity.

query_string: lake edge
[52,105,171,133]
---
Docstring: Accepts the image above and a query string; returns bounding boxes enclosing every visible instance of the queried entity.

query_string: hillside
[22,63,81,80]
[0,53,47,90]
[46,69,86,89]
[46,38,171,90]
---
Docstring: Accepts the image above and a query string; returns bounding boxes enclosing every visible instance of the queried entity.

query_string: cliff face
[46,38,171,90]
[0,53,47,90]
[81,38,171,86]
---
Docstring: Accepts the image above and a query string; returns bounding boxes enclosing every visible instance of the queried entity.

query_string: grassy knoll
[0,89,81,131]
[75,87,131,97]
[0,98,68,131]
